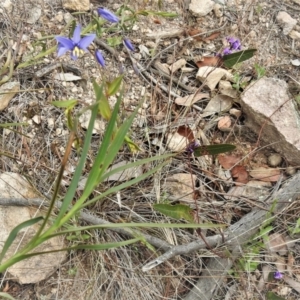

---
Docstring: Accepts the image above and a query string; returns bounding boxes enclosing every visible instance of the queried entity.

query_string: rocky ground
[0,0,300,299]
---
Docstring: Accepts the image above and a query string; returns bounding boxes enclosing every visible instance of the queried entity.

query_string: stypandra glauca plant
[0,7,226,284]
[0,77,226,275]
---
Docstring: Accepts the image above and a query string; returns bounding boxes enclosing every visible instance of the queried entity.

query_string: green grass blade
[55,103,98,223]
[100,153,174,182]
[0,292,17,300]
[83,159,171,208]
[0,238,140,272]
[80,88,122,200]
[96,99,142,179]
[48,222,226,238]
[0,216,43,263]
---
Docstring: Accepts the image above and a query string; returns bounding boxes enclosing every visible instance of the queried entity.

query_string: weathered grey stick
[0,198,172,252]
[183,172,300,300]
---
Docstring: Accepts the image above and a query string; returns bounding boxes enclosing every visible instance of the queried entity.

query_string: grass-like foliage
[0,76,224,275]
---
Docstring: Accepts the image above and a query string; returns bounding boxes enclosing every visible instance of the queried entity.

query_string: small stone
[55,11,64,23]
[26,6,42,24]
[213,3,223,18]
[189,0,215,17]
[289,30,300,40]
[0,0,13,14]
[62,0,90,11]
[218,116,231,131]
[64,12,73,24]
[286,166,297,176]
[229,108,242,118]
[268,154,282,167]
[0,81,20,111]
[47,118,55,128]
[276,11,297,35]
[32,115,41,124]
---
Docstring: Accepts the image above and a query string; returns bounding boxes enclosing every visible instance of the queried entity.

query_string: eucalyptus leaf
[223,49,257,68]
[193,144,236,157]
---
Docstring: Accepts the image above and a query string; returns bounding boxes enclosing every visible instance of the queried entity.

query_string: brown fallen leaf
[218,154,241,169]
[177,125,194,142]
[175,92,209,106]
[231,165,249,184]
[218,116,231,131]
[204,32,220,41]
[249,167,281,182]
[187,28,203,41]
[195,56,222,68]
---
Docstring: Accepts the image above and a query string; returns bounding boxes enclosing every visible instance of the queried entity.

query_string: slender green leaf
[107,75,124,96]
[0,123,28,128]
[223,49,257,68]
[0,216,43,263]
[54,102,99,224]
[266,292,286,300]
[99,153,174,182]
[0,292,17,300]
[154,204,194,222]
[93,81,112,120]
[48,222,226,238]
[70,238,140,250]
[17,45,57,69]
[78,89,123,203]
[138,10,178,18]
[82,155,172,210]
[51,99,78,109]
[193,144,236,157]
[124,135,141,152]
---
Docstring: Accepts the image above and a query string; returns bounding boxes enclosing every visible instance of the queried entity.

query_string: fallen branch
[183,172,300,300]
[0,197,172,252]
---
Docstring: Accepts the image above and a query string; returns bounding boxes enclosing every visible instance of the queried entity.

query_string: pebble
[286,166,296,176]
[268,153,282,167]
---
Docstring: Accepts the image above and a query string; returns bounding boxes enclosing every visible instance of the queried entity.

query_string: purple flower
[223,47,232,55]
[274,271,283,280]
[97,7,119,23]
[55,25,95,60]
[124,38,135,51]
[186,141,200,154]
[95,49,105,67]
[226,37,242,50]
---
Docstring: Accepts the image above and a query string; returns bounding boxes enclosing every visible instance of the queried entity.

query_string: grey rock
[0,172,67,284]
[189,0,215,17]
[276,11,297,35]
[241,77,300,165]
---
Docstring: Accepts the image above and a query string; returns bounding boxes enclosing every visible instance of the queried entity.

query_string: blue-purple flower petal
[223,47,232,55]
[57,43,69,57]
[78,34,96,51]
[274,271,283,280]
[72,25,82,44]
[124,38,135,51]
[95,50,105,67]
[55,36,74,50]
[97,7,119,23]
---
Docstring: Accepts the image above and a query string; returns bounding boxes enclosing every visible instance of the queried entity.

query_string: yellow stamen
[73,46,85,58]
